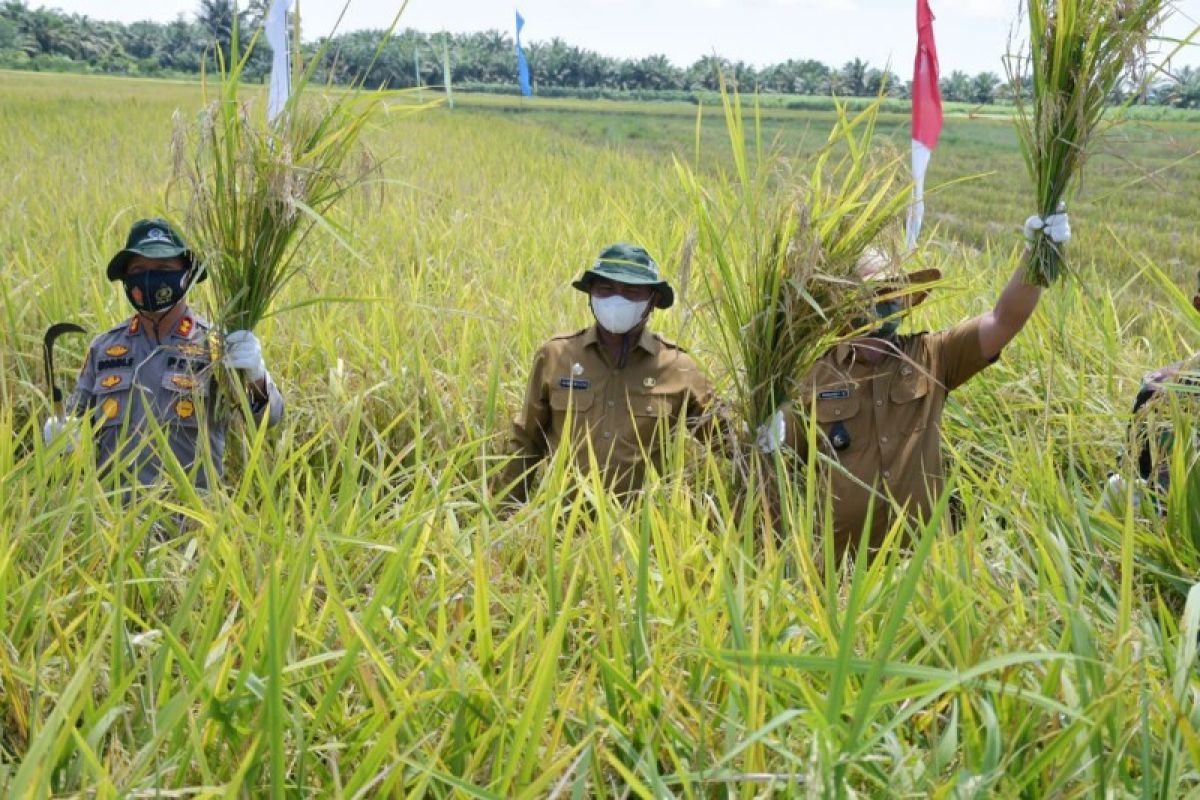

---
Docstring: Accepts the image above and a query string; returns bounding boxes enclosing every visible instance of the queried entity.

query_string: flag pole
[414,45,422,100]
[906,0,943,252]
[442,36,454,109]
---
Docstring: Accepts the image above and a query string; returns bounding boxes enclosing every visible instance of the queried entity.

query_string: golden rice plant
[1009,0,1169,285]
[679,81,915,439]
[171,15,421,333]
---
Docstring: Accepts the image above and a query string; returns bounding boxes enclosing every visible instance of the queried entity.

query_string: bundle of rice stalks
[679,83,915,439]
[1008,0,1170,286]
[172,17,424,333]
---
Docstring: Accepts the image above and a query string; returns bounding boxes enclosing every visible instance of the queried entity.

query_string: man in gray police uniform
[43,218,283,489]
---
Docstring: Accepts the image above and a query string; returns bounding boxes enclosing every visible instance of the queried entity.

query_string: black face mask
[123,268,192,313]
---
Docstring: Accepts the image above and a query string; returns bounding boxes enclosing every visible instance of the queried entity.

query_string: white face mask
[591,296,651,335]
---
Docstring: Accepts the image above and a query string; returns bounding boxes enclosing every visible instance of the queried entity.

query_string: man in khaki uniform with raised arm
[773,211,1071,553]
[502,243,715,501]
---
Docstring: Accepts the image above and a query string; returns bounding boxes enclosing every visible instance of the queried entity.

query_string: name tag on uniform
[558,378,590,390]
[818,389,850,400]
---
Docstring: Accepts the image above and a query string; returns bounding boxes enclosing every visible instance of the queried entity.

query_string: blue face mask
[123,268,192,313]
[872,299,903,338]
[854,299,904,339]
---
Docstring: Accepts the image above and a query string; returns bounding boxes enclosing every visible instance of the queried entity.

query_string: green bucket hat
[106,218,204,282]
[571,243,674,309]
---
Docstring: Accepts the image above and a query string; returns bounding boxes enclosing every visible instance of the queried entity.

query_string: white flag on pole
[266,0,292,124]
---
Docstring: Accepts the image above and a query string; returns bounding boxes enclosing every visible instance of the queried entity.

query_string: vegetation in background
[3,0,1200,107]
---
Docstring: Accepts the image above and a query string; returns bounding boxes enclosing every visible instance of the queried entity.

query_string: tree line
[2,0,1198,108]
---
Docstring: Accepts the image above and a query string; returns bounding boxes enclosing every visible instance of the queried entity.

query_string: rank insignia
[105,345,129,357]
[101,397,120,420]
[642,377,657,388]
[100,374,123,389]
[558,378,590,390]
[170,375,198,390]
[175,317,194,338]
[127,316,141,334]
[817,389,850,401]
[176,399,195,419]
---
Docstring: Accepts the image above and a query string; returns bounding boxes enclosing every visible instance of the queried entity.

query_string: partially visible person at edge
[501,243,718,502]
[1104,272,1200,513]
[760,211,1071,554]
[42,218,284,490]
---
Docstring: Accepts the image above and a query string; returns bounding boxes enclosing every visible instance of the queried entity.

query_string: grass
[4,69,1200,795]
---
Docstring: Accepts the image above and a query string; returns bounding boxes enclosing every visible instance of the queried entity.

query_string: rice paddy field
[6,68,1200,796]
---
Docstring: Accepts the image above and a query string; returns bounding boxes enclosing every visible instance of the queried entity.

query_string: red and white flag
[906,0,942,250]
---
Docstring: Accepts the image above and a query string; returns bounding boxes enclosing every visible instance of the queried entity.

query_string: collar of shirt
[124,309,202,341]
[581,324,662,358]
[835,337,903,367]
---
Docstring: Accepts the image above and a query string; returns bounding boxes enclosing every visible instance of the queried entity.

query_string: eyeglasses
[589,282,655,302]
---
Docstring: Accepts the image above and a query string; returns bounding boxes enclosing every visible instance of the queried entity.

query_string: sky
[39,0,1200,77]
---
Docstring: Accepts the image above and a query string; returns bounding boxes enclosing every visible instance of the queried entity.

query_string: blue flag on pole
[515,10,532,97]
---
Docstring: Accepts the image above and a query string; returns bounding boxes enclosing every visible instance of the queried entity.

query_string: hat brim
[573,269,674,309]
[866,267,942,307]
[106,244,203,282]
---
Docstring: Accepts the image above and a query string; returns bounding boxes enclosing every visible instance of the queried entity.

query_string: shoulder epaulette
[549,328,589,342]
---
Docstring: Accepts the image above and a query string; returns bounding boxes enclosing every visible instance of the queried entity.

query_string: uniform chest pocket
[627,392,676,447]
[92,369,134,427]
[888,370,934,433]
[889,370,930,404]
[812,390,861,454]
[549,387,595,412]
[160,372,210,427]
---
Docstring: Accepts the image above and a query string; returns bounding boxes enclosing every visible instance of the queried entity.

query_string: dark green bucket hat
[571,243,674,309]
[106,218,204,282]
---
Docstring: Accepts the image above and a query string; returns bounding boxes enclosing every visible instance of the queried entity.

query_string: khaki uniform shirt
[66,311,284,489]
[504,325,714,498]
[794,318,991,551]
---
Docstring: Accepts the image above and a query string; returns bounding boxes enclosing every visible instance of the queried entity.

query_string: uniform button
[646,405,653,412]
[881,436,889,444]
[835,408,842,416]
[883,470,892,479]
[875,400,883,407]
[606,400,615,408]
[602,431,612,439]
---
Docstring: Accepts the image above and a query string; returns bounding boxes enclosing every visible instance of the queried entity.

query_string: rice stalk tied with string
[1008,0,1169,285]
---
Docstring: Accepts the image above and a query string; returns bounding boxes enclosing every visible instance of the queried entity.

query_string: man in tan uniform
[778,211,1071,552]
[502,243,715,501]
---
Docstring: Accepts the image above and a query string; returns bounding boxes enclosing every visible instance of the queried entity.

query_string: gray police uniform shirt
[66,311,284,489]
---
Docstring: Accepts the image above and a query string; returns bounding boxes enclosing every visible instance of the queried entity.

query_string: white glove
[1024,212,1071,245]
[756,409,787,454]
[42,416,78,452]
[1101,473,1142,514]
[223,330,267,383]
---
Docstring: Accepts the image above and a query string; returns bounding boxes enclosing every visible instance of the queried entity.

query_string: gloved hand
[1101,473,1143,514]
[42,416,78,452]
[1024,211,1071,245]
[223,330,267,383]
[756,408,787,454]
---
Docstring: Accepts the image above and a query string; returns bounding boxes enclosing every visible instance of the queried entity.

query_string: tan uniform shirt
[66,311,284,489]
[504,325,714,498]
[795,318,991,551]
